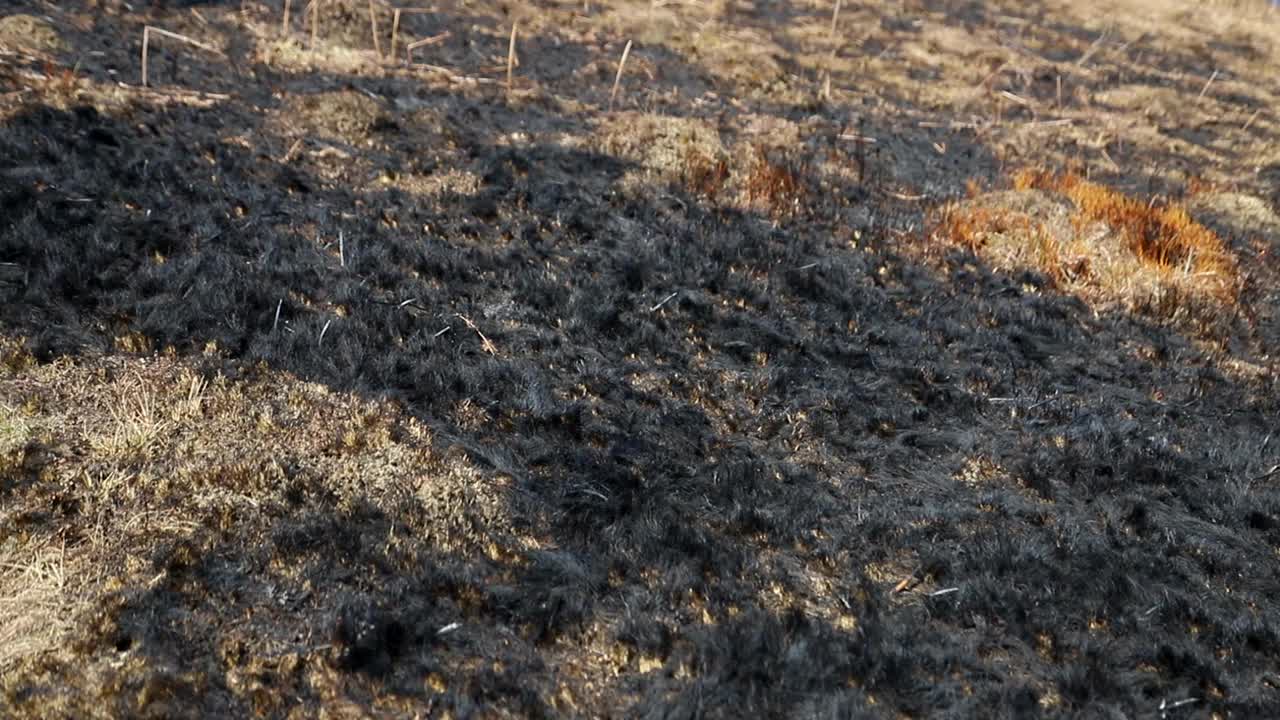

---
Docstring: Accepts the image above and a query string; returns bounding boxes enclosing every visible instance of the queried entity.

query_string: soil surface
[2,0,1280,717]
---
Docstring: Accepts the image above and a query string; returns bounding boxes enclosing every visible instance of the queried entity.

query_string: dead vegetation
[933,167,1242,325]
[744,145,809,219]
[0,539,91,676]
[681,149,729,202]
[1014,169,1239,299]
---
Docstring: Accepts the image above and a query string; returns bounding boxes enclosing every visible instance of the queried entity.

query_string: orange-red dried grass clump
[1012,169,1236,296]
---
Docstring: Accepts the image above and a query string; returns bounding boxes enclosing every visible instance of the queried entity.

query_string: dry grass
[0,540,85,674]
[0,354,444,681]
[256,36,380,74]
[88,381,168,462]
[505,22,518,95]
[682,149,729,202]
[0,340,36,375]
[0,14,67,54]
[0,421,108,677]
[933,169,1240,320]
[609,39,633,110]
[744,145,807,219]
[934,203,1035,255]
[0,403,30,474]
[1012,169,1238,300]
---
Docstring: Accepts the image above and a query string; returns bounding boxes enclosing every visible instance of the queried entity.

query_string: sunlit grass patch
[0,404,30,478]
[1013,169,1238,303]
[0,541,85,674]
[933,169,1240,323]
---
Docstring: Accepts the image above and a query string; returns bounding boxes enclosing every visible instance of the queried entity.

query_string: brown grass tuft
[0,339,36,375]
[683,150,729,202]
[934,169,1240,323]
[745,145,807,219]
[0,403,30,477]
[1013,169,1238,301]
[38,61,80,101]
[1183,175,1221,198]
[0,541,90,675]
[934,203,1031,254]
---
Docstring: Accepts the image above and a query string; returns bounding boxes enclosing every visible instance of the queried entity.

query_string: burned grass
[1,0,1279,718]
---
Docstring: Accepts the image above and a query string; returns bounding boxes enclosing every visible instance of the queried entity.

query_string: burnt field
[2,0,1280,717]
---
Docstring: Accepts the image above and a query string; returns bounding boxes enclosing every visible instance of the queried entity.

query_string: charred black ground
[2,0,1280,718]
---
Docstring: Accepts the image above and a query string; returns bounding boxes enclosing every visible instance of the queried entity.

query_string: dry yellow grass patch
[0,539,94,674]
[87,380,168,463]
[0,402,30,475]
[0,14,67,54]
[255,36,381,74]
[1013,170,1239,303]
[933,170,1240,321]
